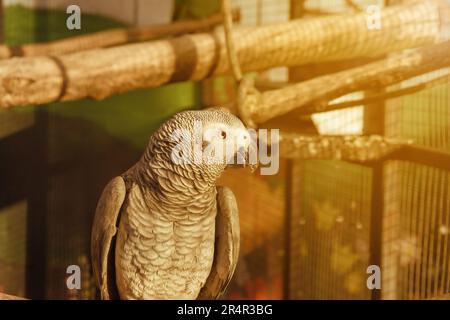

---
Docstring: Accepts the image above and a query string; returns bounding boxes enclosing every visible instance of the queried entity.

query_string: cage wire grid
[382,0,450,299]
[290,160,372,299]
[289,0,450,300]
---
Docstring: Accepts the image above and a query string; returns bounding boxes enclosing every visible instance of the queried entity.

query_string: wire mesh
[383,162,450,299]
[382,0,450,298]
[290,0,450,300]
[382,52,450,301]
[290,160,373,299]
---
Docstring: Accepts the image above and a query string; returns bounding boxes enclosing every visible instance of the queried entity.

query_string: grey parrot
[91,108,251,300]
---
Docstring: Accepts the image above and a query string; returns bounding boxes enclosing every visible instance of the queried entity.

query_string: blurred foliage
[344,271,364,295]
[312,199,342,232]
[295,160,372,298]
[49,85,199,149]
[330,244,359,275]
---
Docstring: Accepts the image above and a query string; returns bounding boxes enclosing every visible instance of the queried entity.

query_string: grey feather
[91,176,126,300]
[197,186,240,299]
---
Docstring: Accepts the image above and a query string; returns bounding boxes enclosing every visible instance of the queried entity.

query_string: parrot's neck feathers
[128,159,218,218]
[135,153,220,197]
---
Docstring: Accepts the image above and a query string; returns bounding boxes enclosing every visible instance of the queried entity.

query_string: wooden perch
[0,1,441,108]
[240,40,450,126]
[0,9,240,59]
[275,132,412,162]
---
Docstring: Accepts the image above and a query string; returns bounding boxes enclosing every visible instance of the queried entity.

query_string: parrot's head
[149,108,252,183]
[201,107,251,162]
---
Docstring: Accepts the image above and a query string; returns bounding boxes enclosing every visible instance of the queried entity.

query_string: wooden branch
[244,40,450,126]
[303,72,450,114]
[0,1,441,108]
[0,10,240,60]
[275,132,412,162]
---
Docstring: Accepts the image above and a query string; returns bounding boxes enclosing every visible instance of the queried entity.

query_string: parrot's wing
[91,176,126,300]
[197,186,240,299]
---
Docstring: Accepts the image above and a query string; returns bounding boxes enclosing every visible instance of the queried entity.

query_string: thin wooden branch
[303,72,450,114]
[243,40,450,126]
[0,9,240,59]
[275,132,412,162]
[0,1,441,108]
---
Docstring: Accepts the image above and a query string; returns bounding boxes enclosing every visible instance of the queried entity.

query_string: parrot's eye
[220,131,227,139]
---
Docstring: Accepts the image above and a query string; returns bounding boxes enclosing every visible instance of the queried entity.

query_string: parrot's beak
[228,146,249,168]
[227,146,257,172]
[226,128,257,171]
